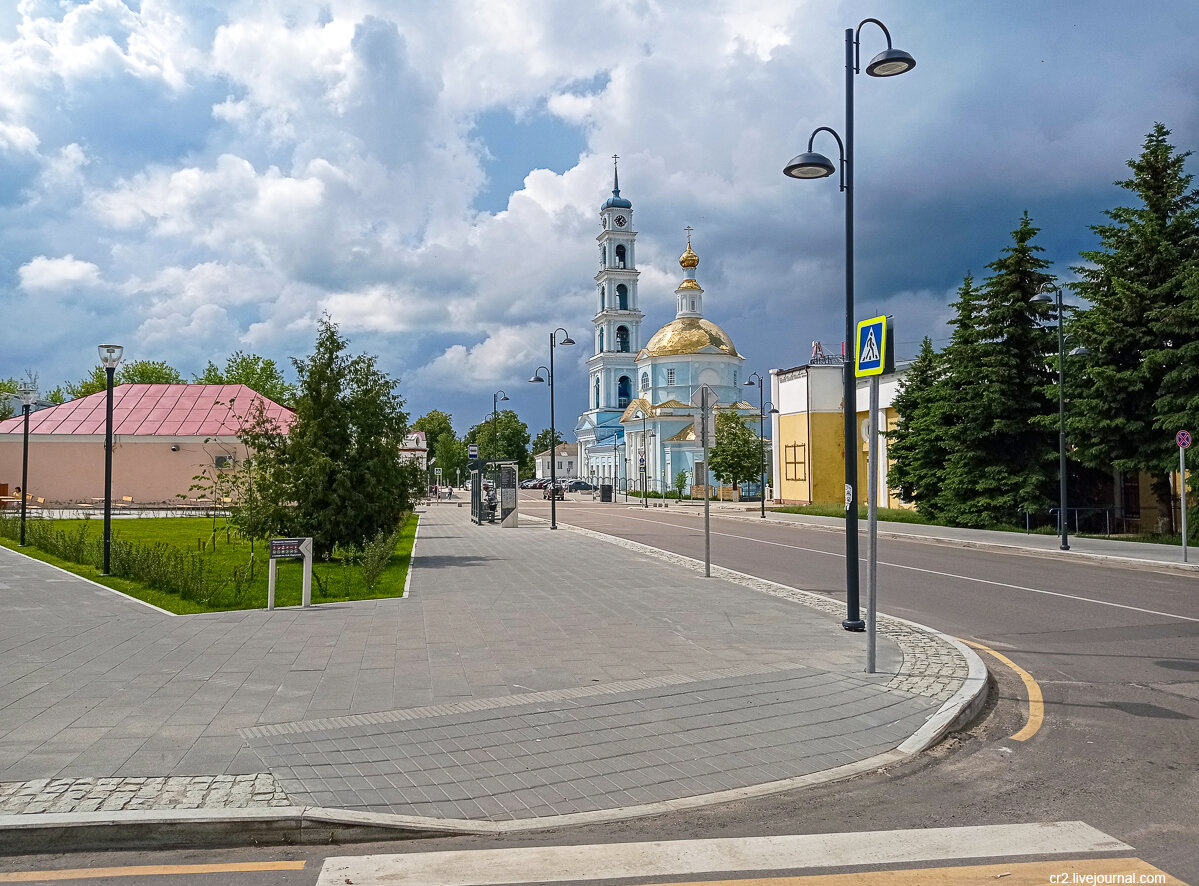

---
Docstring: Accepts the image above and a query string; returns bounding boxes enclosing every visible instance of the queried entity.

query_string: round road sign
[1178,430,1192,449]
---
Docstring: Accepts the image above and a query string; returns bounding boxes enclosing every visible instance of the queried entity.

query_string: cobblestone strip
[0,774,290,815]
[558,521,969,702]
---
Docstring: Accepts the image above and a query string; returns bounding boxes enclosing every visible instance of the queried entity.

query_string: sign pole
[702,385,711,578]
[866,375,880,674]
[1179,430,1191,564]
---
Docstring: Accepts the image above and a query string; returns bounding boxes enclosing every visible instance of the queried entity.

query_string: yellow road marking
[0,861,305,882]
[643,856,1184,885]
[964,639,1044,741]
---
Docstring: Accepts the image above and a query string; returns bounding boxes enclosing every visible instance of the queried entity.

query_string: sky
[2,0,1198,439]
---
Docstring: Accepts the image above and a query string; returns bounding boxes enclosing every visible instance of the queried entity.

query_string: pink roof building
[0,385,294,504]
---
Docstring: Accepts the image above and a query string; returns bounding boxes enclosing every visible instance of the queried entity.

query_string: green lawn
[769,503,942,526]
[0,514,418,615]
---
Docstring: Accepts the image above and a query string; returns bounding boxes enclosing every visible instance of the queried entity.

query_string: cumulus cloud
[18,255,102,290]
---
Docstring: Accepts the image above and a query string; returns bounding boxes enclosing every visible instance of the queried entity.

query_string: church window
[640,372,649,390]
[733,370,738,387]
[598,329,604,352]
[600,285,606,309]
[690,299,695,311]
[617,376,631,408]
[615,244,626,268]
[616,325,630,352]
[594,377,601,408]
[617,284,628,310]
[667,368,675,385]
[601,247,607,267]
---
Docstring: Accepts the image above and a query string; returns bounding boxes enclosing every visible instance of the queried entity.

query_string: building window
[616,326,629,352]
[667,368,675,385]
[617,284,629,311]
[594,377,600,408]
[598,328,604,352]
[615,244,626,268]
[784,443,807,482]
[618,375,631,408]
[733,370,738,387]
[640,372,649,390]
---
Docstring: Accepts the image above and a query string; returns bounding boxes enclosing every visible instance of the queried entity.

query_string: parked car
[543,483,565,500]
[519,479,539,488]
[565,480,595,492]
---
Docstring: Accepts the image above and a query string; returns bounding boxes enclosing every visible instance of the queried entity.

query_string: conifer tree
[1070,123,1199,532]
[939,218,1056,527]
[886,336,948,515]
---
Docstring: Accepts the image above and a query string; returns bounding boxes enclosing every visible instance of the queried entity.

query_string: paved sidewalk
[0,504,982,845]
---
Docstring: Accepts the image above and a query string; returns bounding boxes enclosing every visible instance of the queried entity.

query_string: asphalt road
[4,497,1196,883]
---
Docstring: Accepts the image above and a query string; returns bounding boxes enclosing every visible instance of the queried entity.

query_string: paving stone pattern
[0,774,288,814]
[0,503,967,821]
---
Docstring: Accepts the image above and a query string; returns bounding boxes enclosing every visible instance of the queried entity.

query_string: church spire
[675,227,704,319]
[612,153,620,196]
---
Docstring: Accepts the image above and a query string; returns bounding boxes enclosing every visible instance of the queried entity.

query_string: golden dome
[641,317,740,358]
[679,244,699,269]
[678,278,702,291]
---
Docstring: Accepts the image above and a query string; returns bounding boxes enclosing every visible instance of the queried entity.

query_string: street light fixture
[16,380,37,547]
[98,344,124,575]
[637,410,656,508]
[744,373,770,519]
[783,18,915,632]
[491,389,509,468]
[1032,286,1089,550]
[528,328,575,530]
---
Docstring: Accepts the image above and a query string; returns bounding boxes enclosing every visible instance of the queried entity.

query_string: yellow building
[770,351,910,508]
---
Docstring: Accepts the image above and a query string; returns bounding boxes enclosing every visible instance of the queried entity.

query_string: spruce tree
[1070,123,1199,532]
[886,336,949,516]
[939,218,1056,527]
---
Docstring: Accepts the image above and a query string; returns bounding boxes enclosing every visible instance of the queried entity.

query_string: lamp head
[98,344,124,369]
[743,378,754,387]
[865,47,916,77]
[17,381,37,406]
[1070,346,1091,357]
[528,373,546,384]
[499,393,509,401]
[1030,292,1053,305]
[783,151,836,180]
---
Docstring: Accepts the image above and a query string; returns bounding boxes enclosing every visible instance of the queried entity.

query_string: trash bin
[600,484,613,503]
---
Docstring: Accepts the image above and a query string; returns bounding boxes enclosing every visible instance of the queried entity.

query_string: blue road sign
[1178,430,1192,449]
[468,443,479,459]
[855,315,888,377]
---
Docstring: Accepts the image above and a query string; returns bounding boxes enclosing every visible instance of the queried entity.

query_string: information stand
[268,537,313,609]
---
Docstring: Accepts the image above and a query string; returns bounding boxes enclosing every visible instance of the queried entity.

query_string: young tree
[938,218,1056,527]
[432,432,468,486]
[195,351,295,406]
[1071,123,1199,532]
[709,408,761,488]
[239,315,421,557]
[0,377,16,420]
[466,410,531,473]
[886,336,950,515]
[413,410,455,463]
[65,360,184,399]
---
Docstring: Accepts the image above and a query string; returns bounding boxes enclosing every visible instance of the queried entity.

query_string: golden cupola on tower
[678,235,702,291]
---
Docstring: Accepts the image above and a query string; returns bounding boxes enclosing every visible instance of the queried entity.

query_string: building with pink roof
[0,384,294,505]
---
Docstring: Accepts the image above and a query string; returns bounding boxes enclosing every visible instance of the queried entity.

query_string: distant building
[574,163,758,493]
[399,431,428,470]
[0,384,293,504]
[534,443,578,480]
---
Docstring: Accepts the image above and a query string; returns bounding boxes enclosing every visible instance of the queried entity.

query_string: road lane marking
[0,861,306,882]
[963,640,1045,741]
[649,857,1184,885]
[590,514,1199,624]
[316,822,1129,886]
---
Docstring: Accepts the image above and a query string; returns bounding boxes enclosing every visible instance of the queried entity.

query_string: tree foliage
[530,427,566,456]
[709,408,760,487]
[65,360,185,399]
[886,336,950,514]
[936,215,1056,527]
[465,410,531,473]
[194,351,295,406]
[413,410,455,461]
[237,315,421,557]
[1069,123,1199,532]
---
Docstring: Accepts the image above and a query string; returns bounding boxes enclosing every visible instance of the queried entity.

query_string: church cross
[684,225,694,246]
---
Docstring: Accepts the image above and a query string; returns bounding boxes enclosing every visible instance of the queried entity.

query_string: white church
[574,163,759,494]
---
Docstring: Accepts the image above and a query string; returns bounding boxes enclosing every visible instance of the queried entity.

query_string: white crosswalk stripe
[315,821,1131,886]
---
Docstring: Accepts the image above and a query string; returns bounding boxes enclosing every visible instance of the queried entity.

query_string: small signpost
[468,443,479,460]
[855,315,895,674]
[268,537,313,610]
[1179,431,1191,564]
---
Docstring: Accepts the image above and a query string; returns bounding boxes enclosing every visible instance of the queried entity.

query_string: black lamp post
[17,381,37,547]
[638,411,655,508]
[744,373,769,519]
[491,389,509,471]
[612,433,622,502]
[784,18,914,632]
[98,344,124,575]
[1032,286,1088,550]
[529,328,575,529]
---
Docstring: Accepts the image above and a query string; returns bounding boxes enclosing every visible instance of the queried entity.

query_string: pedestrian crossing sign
[855,315,894,377]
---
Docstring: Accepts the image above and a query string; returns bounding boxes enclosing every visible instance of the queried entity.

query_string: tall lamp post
[98,344,124,575]
[1032,286,1087,550]
[17,380,37,546]
[783,18,915,631]
[491,389,509,480]
[744,373,770,519]
[529,327,575,529]
[637,411,655,509]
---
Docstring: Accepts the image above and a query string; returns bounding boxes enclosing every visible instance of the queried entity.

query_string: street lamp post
[491,389,509,481]
[529,327,575,529]
[783,18,915,632]
[98,344,124,575]
[745,372,769,519]
[639,411,656,508]
[1032,286,1087,550]
[17,381,37,547]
